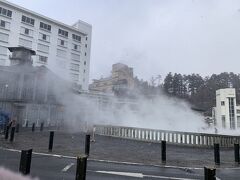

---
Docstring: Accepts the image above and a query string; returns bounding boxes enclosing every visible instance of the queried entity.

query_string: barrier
[94,125,240,147]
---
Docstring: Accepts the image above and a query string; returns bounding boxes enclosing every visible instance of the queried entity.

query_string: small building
[212,88,240,129]
[0,47,67,127]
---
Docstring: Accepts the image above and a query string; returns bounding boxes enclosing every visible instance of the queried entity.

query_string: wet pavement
[0,128,238,168]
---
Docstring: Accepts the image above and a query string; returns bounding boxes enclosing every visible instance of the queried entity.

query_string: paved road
[1,148,240,180]
[0,130,238,168]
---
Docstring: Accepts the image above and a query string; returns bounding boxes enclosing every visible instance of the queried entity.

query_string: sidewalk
[0,129,237,168]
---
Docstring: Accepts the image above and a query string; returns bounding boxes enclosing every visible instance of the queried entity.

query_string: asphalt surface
[0,129,238,168]
[1,148,240,180]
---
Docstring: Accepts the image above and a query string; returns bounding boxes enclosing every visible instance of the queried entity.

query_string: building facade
[89,63,135,94]
[212,88,240,129]
[0,0,91,90]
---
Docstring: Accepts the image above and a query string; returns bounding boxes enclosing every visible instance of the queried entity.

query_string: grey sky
[9,0,240,81]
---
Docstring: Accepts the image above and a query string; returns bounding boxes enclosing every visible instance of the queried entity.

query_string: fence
[94,125,240,147]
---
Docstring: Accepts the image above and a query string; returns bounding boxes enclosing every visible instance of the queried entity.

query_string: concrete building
[0,0,91,90]
[89,63,135,94]
[212,88,240,129]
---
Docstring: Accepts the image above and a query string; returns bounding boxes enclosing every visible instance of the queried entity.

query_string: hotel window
[70,63,80,72]
[0,20,10,30]
[84,52,87,56]
[86,36,88,41]
[58,29,68,37]
[39,32,50,42]
[84,61,86,65]
[40,22,51,31]
[72,43,80,51]
[0,7,12,18]
[71,53,80,61]
[0,32,9,42]
[58,39,68,48]
[20,27,33,37]
[57,49,67,58]
[37,43,49,53]
[19,38,32,49]
[237,110,240,114]
[221,101,225,106]
[22,15,35,26]
[72,34,81,42]
[38,55,48,64]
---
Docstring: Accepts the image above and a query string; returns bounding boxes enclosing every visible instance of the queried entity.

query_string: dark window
[85,44,87,48]
[58,28,68,37]
[74,44,78,50]
[85,52,87,56]
[72,34,81,42]
[0,20,5,27]
[7,10,12,17]
[84,61,86,65]
[221,101,225,106]
[86,36,88,41]
[24,28,29,35]
[22,15,35,26]
[61,40,64,46]
[40,22,51,32]
[42,34,47,40]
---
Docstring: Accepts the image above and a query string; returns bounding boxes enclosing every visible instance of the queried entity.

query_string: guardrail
[94,125,240,147]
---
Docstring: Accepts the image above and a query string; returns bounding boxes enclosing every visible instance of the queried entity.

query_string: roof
[8,47,36,55]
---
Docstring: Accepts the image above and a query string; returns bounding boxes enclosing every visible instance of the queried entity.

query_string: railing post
[16,123,20,133]
[234,143,239,164]
[204,167,216,180]
[85,134,91,156]
[19,149,32,175]
[40,122,44,131]
[48,131,54,152]
[76,156,87,180]
[214,143,220,165]
[161,140,166,164]
[32,123,35,132]
[4,125,10,140]
[10,127,15,142]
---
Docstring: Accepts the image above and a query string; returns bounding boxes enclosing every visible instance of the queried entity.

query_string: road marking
[95,170,198,179]
[62,163,74,172]
[96,171,144,178]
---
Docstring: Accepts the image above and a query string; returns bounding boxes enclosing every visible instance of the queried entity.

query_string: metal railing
[94,125,240,147]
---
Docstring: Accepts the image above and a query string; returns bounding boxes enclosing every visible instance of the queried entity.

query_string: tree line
[163,72,240,115]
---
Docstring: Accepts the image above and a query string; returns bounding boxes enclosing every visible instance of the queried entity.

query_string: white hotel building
[212,88,240,129]
[0,0,92,90]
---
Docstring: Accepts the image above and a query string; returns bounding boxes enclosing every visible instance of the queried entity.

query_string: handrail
[93,125,240,147]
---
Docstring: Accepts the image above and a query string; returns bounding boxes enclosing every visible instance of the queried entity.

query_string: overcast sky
[8,0,240,81]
